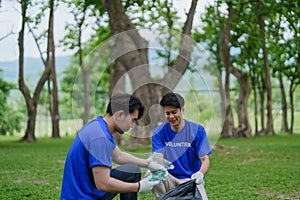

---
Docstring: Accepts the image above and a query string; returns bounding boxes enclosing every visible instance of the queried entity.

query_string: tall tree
[257,0,274,135]
[194,2,229,137]
[249,59,259,136]
[282,0,300,134]
[224,1,253,137]
[63,0,90,125]
[268,6,289,133]
[200,1,253,138]
[24,0,59,138]
[218,1,234,137]
[18,0,51,142]
[103,0,199,142]
[61,0,108,125]
[47,0,59,138]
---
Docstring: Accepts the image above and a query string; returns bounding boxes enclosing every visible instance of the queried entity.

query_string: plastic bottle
[148,153,174,182]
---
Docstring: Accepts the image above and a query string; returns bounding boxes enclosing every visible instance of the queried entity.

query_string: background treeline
[0,0,299,144]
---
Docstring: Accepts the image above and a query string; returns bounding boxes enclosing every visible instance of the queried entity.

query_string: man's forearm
[200,156,210,175]
[116,151,149,167]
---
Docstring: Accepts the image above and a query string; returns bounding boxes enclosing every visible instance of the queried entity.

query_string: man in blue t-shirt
[151,92,211,199]
[60,94,165,200]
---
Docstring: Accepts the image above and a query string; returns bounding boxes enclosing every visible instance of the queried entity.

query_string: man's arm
[191,155,210,184]
[92,166,139,193]
[112,146,149,167]
[200,155,210,175]
[152,152,164,159]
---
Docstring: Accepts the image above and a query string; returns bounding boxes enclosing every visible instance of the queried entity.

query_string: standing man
[151,92,211,199]
[61,94,164,200]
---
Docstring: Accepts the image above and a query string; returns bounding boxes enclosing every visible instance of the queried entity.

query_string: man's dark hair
[160,92,185,109]
[106,94,144,119]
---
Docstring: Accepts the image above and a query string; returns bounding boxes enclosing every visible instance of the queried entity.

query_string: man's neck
[103,115,115,133]
[171,119,185,132]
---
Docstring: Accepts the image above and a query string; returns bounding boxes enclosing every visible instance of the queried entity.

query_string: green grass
[0,136,73,200]
[207,134,300,200]
[0,134,299,200]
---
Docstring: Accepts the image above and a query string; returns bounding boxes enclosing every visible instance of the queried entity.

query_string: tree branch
[0,27,15,41]
[26,23,46,66]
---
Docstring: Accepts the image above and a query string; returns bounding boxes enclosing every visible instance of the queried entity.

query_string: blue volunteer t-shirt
[152,120,211,179]
[60,116,116,200]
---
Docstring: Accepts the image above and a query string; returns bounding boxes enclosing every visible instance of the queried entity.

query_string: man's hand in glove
[191,171,204,185]
[138,175,159,193]
[147,161,165,172]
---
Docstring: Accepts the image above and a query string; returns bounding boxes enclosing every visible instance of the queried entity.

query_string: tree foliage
[195,0,300,136]
[0,72,22,135]
[59,0,110,125]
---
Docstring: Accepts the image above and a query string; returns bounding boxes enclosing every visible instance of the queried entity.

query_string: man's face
[164,106,184,128]
[115,109,139,134]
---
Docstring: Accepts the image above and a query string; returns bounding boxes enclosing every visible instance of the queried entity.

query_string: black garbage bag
[156,179,202,200]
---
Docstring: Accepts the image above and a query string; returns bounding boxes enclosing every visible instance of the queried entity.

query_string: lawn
[0,133,299,200]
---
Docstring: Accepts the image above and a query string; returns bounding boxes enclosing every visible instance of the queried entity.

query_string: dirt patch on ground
[264,188,300,200]
[13,179,49,184]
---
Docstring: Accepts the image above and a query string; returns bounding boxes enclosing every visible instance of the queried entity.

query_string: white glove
[138,175,159,193]
[191,171,204,185]
[147,161,166,172]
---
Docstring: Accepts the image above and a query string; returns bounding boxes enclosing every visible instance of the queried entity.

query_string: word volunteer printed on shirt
[165,141,191,148]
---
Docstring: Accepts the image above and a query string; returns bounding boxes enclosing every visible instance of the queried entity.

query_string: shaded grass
[0,134,299,199]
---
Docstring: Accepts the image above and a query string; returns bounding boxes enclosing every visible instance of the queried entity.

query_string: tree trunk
[231,68,252,138]
[47,76,52,136]
[21,104,37,142]
[251,67,259,137]
[78,25,90,125]
[48,0,60,138]
[18,1,36,142]
[288,40,300,134]
[103,0,198,145]
[257,0,274,135]
[289,81,294,134]
[278,73,289,132]
[79,31,98,126]
[131,85,165,143]
[221,63,234,138]
[258,74,266,133]
[253,80,259,137]
[218,71,226,135]
[18,1,31,141]
[82,69,90,125]
[219,1,234,138]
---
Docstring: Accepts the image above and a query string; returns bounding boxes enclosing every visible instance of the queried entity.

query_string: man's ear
[115,110,124,121]
[181,106,184,114]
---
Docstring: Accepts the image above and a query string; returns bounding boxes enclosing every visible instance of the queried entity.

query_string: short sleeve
[196,126,212,157]
[152,125,165,154]
[88,137,115,169]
